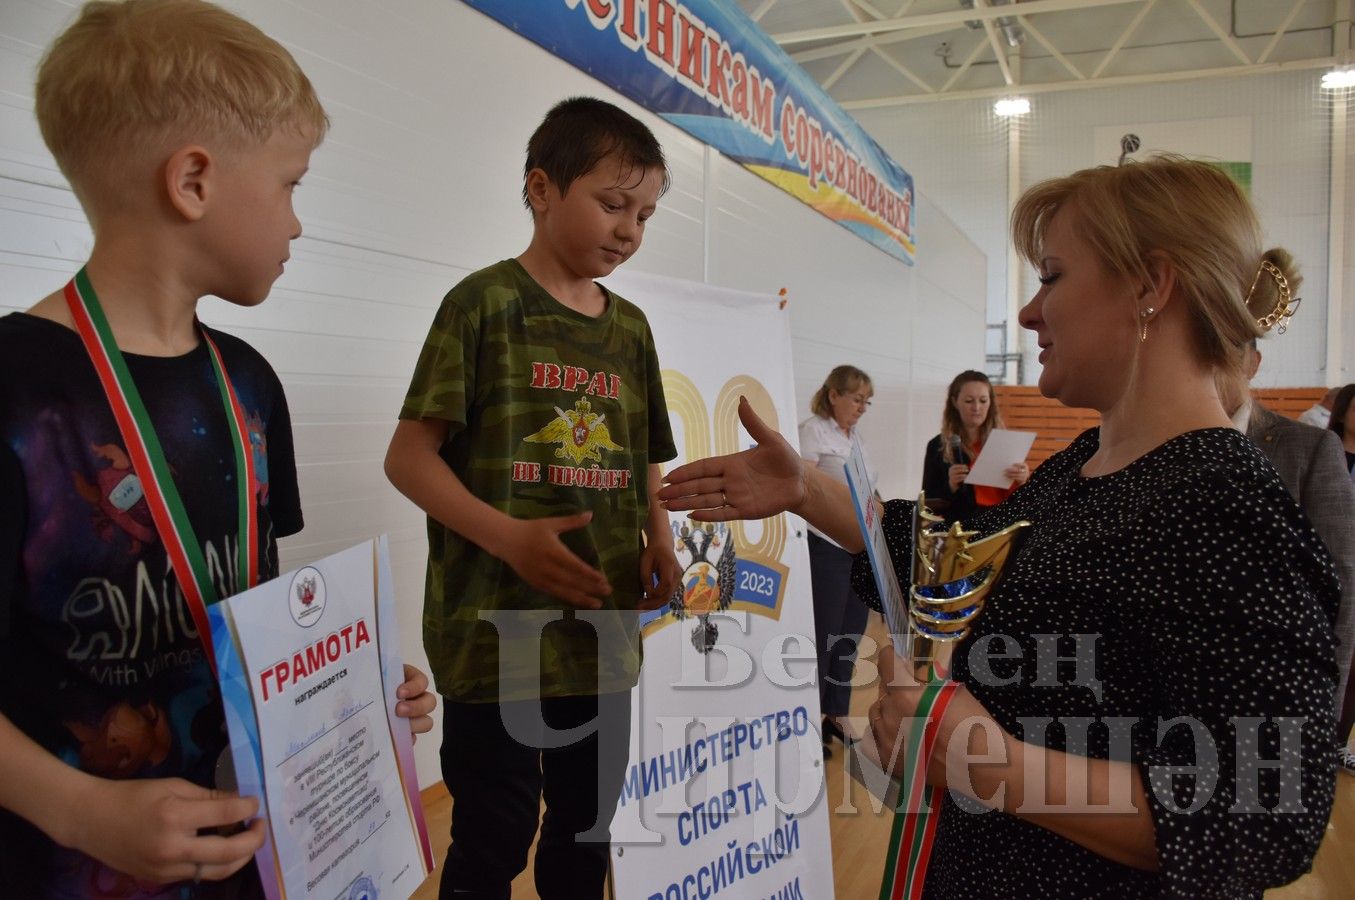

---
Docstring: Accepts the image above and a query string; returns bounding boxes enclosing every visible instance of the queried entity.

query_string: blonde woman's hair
[1011,155,1300,382]
[36,0,329,211]
[810,365,872,419]
[1212,338,1261,418]
[940,370,1002,464]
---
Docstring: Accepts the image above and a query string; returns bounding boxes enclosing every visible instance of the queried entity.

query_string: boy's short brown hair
[35,0,328,210]
[522,96,669,212]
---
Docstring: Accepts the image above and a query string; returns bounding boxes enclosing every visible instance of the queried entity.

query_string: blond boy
[0,2,434,895]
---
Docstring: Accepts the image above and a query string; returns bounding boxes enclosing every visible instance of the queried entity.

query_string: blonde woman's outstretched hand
[659,396,806,522]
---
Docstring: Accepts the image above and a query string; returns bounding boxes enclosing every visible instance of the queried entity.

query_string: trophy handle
[909,492,1030,668]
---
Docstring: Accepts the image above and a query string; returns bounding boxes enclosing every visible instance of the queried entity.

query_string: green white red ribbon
[878,673,959,900]
[64,267,258,672]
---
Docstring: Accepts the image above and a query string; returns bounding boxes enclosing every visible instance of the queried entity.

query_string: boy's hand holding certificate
[208,536,433,900]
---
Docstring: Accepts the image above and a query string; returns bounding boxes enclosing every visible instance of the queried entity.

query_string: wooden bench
[1250,387,1331,421]
[993,385,1329,468]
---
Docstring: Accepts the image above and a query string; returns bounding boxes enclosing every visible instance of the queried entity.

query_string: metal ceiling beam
[789,24,959,64]
[975,0,1016,86]
[829,0,935,96]
[940,36,990,92]
[823,0,938,93]
[871,45,936,93]
[823,46,869,88]
[1339,0,1354,63]
[840,55,1338,108]
[771,0,1143,46]
[1019,15,1084,80]
[842,0,890,21]
[1257,0,1306,65]
[1187,0,1251,65]
[1092,0,1156,79]
[822,0,873,93]
[750,0,780,22]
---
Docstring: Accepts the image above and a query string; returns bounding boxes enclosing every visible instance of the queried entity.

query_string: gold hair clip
[1248,260,1300,334]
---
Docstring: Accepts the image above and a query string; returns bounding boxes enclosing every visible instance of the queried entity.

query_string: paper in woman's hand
[965,429,1035,488]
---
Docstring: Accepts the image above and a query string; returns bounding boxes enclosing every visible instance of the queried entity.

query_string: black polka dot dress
[852,428,1339,899]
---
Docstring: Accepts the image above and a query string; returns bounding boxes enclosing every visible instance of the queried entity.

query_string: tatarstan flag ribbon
[878,674,960,900]
[64,266,259,672]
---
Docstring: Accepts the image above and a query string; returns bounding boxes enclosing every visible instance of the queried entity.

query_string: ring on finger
[193,863,203,884]
[720,490,728,507]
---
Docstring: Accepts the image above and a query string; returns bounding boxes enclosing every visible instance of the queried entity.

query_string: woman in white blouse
[798,365,875,757]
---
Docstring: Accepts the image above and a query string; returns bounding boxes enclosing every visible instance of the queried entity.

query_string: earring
[1139,307,1155,343]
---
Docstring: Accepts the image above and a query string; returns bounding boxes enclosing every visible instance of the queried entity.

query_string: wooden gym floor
[411,615,1355,899]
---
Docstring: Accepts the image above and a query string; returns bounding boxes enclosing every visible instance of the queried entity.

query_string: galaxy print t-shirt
[0,312,302,898]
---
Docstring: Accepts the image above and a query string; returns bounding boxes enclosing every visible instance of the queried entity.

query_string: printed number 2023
[738,570,775,597]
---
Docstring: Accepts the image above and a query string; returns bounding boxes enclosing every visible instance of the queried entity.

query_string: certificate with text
[844,434,909,661]
[209,536,434,900]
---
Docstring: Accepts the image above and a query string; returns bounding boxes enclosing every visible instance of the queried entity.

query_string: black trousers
[808,531,870,718]
[437,691,632,900]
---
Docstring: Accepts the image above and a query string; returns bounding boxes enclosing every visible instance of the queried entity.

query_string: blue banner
[463,0,917,264]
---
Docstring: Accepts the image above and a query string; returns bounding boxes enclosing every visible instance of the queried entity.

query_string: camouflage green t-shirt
[400,259,676,702]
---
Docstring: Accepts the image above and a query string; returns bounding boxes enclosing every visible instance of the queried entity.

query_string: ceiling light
[1321,68,1355,90]
[994,97,1030,117]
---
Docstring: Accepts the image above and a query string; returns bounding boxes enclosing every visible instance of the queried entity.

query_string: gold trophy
[848,494,1030,802]
[858,509,1032,900]
[907,495,1030,670]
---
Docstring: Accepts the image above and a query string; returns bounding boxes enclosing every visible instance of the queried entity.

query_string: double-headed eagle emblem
[669,524,737,653]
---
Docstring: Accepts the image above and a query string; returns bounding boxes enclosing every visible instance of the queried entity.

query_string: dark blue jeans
[437,691,632,900]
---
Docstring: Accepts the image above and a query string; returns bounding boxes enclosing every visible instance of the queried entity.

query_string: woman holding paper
[658,157,1338,898]
[798,365,875,757]
[921,371,1029,523]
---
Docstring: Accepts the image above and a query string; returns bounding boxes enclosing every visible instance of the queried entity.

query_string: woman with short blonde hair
[799,365,874,756]
[662,156,1335,898]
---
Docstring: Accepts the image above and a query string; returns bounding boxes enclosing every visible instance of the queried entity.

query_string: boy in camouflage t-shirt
[385,97,679,899]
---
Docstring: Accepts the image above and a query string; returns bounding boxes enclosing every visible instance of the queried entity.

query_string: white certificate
[964,428,1036,488]
[208,536,433,900]
[844,434,910,662]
